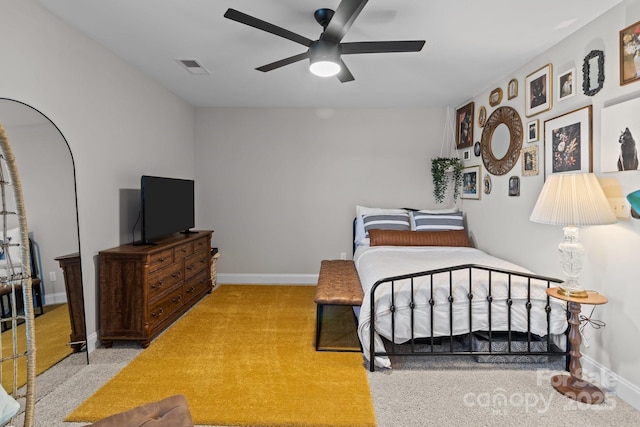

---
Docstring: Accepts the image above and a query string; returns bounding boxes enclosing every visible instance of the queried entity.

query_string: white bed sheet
[354,245,567,368]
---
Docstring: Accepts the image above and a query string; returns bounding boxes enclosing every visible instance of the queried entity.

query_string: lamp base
[557,286,588,298]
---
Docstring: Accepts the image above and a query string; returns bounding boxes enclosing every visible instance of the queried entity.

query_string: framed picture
[474,141,481,157]
[600,96,640,172]
[527,119,539,143]
[461,165,481,200]
[489,88,503,107]
[558,68,576,101]
[462,149,471,161]
[620,20,640,85]
[522,145,539,176]
[525,64,552,117]
[508,78,518,99]
[508,176,520,196]
[456,102,474,149]
[478,106,487,127]
[483,174,492,194]
[543,105,593,178]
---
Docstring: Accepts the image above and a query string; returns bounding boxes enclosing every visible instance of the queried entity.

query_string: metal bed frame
[366,263,569,372]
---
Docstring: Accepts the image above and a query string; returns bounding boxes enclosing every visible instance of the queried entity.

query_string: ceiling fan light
[308,40,341,77]
[310,60,341,77]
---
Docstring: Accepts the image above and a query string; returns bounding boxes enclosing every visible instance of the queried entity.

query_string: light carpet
[1,303,72,392]
[66,285,376,426]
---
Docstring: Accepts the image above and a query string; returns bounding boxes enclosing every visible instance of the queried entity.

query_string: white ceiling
[36,0,622,109]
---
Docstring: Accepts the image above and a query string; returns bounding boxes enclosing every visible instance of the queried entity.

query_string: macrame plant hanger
[0,124,36,426]
[440,106,457,159]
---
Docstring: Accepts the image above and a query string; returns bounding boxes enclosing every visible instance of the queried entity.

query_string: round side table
[546,287,607,404]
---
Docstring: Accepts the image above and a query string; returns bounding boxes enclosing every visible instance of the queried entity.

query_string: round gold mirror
[480,106,523,175]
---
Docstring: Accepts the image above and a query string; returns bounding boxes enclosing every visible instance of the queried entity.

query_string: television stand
[99,230,214,348]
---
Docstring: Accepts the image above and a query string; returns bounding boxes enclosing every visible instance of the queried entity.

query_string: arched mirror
[480,106,523,175]
[0,99,88,369]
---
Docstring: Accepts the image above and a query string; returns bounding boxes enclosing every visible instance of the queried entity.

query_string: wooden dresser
[98,230,213,348]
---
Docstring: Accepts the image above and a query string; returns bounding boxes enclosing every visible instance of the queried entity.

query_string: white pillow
[354,206,408,246]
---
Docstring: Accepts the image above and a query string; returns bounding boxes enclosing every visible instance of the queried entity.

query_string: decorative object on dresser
[530,173,616,298]
[99,231,213,348]
[55,253,87,354]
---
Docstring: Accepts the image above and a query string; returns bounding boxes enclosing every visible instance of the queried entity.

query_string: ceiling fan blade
[337,60,355,83]
[224,8,313,47]
[256,52,309,72]
[321,0,369,44]
[341,40,426,55]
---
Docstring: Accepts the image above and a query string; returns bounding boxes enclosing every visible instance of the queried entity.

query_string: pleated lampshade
[530,173,617,226]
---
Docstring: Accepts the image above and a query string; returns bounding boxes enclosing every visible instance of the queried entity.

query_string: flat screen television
[140,175,195,244]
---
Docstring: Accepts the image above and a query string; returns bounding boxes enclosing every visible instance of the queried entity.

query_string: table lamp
[530,173,617,297]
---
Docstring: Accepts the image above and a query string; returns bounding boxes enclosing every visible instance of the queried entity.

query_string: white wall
[461,1,640,402]
[195,107,447,278]
[0,0,196,345]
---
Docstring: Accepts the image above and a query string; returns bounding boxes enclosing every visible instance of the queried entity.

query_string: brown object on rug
[85,394,193,427]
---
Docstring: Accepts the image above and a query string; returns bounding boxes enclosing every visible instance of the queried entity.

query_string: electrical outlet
[608,197,630,219]
[49,272,57,282]
[340,252,347,260]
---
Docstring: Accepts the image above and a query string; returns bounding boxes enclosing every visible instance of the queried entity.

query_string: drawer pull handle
[159,257,165,262]
[172,295,182,303]
[152,308,164,318]
[152,281,163,289]
[186,264,194,271]
[187,286,195,294]
[172,272,182,278]
[200,259,206,264]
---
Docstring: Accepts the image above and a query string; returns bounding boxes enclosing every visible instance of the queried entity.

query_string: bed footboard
[368,264,568,371]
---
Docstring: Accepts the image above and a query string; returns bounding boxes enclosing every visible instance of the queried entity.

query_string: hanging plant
[431,157,463,204]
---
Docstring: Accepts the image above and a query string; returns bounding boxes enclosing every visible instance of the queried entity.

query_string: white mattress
[354,245,567,368]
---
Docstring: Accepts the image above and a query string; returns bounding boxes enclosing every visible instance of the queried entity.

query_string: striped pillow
[413,211,464,231]
[362,213,411,237]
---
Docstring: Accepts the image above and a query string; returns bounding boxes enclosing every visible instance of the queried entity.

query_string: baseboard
[582,354,640,411]
[87,331,98,353]
[217,273,318,285]
[43,291,67,305]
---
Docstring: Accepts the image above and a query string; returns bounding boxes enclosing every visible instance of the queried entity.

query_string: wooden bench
[314,260,363,352]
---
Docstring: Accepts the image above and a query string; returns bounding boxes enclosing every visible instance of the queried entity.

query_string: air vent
[176,58,210,75]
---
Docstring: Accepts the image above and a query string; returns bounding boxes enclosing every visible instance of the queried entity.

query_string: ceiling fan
[224,0,425,82]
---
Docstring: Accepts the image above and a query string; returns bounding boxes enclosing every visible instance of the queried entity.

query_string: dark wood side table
[55,252,87,352]
[546,287,607,404]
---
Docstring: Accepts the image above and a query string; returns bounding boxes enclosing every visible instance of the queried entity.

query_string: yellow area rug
[66,285,376,426]
[1,303,73,392]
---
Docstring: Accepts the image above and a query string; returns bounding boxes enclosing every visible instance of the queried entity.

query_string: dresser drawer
[174,241,194,261]
[149,286,183,331]
[148,263,183,301]
[183,269,210,304]
[148,248,174,272]
[193,236,209,254]
[184,251,209,280]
